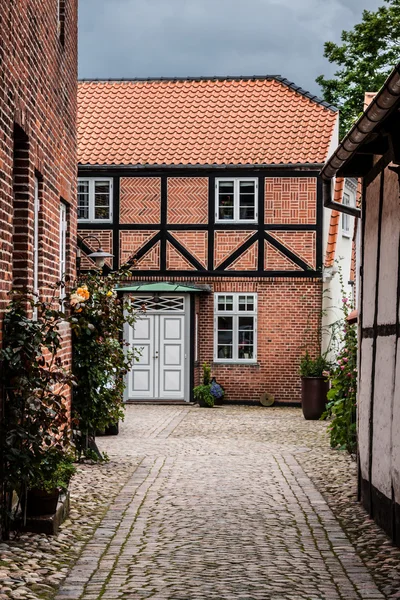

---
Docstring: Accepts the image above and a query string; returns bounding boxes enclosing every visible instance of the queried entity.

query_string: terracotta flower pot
[301,377,329,420]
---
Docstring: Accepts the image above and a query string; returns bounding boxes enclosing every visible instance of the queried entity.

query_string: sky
[78,0,384,96]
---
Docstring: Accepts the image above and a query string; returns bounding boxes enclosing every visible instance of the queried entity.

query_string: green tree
[316,0,400,139]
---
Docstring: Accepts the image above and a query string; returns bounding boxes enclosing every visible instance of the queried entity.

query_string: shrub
[69,270,138,459]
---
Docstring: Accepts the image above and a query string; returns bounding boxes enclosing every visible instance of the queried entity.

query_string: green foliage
[193,384,214,407]
[29,449,76,493]
[69,269,138,457]
[0,291,74,528]
[299,352,331,377]
[193,363,215,407]
[321,264,358,454]
[202,362,211,385]
[322,300,357,454]
[316,0,400,138]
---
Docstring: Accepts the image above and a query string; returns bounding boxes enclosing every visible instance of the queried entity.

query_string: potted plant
[23,449,76,517]
[193,363,224,408]
[299,352,331,420]
[210,377,224,405]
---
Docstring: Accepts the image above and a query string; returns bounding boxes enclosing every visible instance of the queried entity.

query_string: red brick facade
[167,178,208,224]
[197,278,322,403]
[120,177,161,224]
[0,1,78,410]
[265,178,316,224]
[80,230,113,270]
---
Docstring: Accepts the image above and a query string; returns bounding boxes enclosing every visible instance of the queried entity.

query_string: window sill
[213,361,259,366]
[215,220,257,225]
[78,220,113,224]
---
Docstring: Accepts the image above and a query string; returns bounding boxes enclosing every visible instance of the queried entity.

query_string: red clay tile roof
[324,177,344,268]
[78,77,338,166]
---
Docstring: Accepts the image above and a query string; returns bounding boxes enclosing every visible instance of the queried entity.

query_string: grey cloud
[78,0,384,94]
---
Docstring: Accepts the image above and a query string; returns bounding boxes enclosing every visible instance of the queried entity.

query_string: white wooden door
[128,313,155,399]
[159,315,185,399]
[126,297,187,401]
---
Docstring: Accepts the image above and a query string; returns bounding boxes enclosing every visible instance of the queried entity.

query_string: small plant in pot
[23,448,76,517]
[299,352,331,420]
[193,363,224,407]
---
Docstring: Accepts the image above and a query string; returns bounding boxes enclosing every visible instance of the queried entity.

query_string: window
[33,178,40,319]
[215,178,258,222]
[58,0,65,45]
[214,293,257,362]
[78,178,113,222]
[59,203,67,301]
[342,192,351,236]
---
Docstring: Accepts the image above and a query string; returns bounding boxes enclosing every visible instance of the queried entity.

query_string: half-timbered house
[77,76,339,404]
[322,63,400,546]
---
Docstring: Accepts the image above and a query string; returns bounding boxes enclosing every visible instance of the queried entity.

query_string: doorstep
[14,491,70,535]
[126,400,195,406]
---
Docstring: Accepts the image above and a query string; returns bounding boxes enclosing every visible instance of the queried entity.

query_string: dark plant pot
[96,421,119,436]
[301,377,329,420]
[198,398,213,408]
[23,488,60,517]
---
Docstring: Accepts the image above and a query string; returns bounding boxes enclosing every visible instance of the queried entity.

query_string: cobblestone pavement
[46,405,398,600]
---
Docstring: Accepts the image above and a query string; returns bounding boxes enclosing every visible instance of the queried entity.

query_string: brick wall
[265,177,316,224]
[167,177,208,223]
[80,230,113,270]
[125,274,322,404]
[120,177,161,224]
[120,231,160,269]
[0,3,78,413]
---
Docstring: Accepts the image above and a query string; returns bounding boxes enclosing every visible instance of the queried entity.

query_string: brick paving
[53,406,387,600]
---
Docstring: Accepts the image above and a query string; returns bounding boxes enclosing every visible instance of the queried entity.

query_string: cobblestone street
[50,406,393,600]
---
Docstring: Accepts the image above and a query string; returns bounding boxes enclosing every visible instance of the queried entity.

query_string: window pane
[239,181,255,221]
[95,206,110,219]
[95,181,110,195]
[78,181,89,220]
[218,345,233,359]
[238,296,254,311]
[218,296,233,311]
[219,181,234,193]
[78,181,89,194]
[78,206,89,220]
[218,316,233,331]
[95,194,109,207]
[219,206,234,220]
[238,345,253,359]
[239,204,255,220]
[239,316,254,329]
[218,181,234,220]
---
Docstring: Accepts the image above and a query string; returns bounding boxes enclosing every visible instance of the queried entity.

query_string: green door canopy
[116,282,211,294]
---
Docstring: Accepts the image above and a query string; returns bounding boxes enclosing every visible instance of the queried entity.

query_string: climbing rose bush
[70,271,137,458]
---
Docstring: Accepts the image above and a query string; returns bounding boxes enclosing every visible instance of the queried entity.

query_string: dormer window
[215,178,258,223]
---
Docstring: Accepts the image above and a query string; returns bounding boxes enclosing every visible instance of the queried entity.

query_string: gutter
[78,162,325,171]
[321,62,400,218]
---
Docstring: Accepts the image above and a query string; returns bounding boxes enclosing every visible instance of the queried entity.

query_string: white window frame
[215,178,258,223]
[59,202,67,302]
[342,192,352,237]
[78,177,113,223]
[214,293,257,363]
[33,178,40,320]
